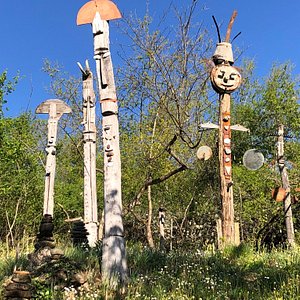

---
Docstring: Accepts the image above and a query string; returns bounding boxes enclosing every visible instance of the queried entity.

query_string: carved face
[211,65,241,93]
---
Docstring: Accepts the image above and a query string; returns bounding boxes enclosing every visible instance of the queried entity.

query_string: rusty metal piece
[272,187,287,202]
[77,0,122,25]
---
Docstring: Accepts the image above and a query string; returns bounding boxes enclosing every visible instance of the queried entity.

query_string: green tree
[0,70,19,117]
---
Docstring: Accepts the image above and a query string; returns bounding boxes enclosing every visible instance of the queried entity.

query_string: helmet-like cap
[212,42,234,64]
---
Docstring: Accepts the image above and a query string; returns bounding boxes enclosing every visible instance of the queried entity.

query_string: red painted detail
[77,0,122,25]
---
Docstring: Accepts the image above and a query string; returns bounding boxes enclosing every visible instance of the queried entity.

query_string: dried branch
[225,10,238,43]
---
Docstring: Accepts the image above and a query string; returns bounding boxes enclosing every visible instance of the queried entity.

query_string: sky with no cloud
[0,0,299,116]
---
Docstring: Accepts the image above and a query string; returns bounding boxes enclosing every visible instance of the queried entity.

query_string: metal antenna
[231,31,242,43]
[212,15,221,43]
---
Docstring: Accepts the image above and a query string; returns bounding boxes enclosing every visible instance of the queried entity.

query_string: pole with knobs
[210,11,242,246]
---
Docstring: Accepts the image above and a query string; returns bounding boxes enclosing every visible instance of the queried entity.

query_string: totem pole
[277,124,295,246]
[35,99,71,248]
[77,0,127,284]
[78,60,98,247]
[210,11,242,245]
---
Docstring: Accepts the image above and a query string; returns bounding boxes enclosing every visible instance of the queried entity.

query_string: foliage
[0,70,19,118]
[0,113,44,242]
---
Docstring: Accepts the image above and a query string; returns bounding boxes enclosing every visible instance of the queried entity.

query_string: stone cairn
[71,220,89,247]
[35,214,55,250]
[4,270,33,299]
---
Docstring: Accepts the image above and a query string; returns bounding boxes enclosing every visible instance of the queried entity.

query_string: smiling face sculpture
[210,65,241,93]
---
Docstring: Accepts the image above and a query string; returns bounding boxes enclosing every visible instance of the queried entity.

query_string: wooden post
[277,124,295,246]
[159,208,166,251]
[78,60,98,247]
[77,1,127,284]
[93,13,127,284]
[210,11,241,246]
[219,93,235,244]
[36,99,71,217]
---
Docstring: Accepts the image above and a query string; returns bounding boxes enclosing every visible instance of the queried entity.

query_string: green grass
[2,241,300,299]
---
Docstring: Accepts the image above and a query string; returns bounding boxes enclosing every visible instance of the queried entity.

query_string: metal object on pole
[77,1,127,285]
[36,99,72,217]
[243,149,264,171]
[196,146,213,161]
[78,60,98,247]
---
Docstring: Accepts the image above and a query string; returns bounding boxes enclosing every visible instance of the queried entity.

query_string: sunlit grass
[2,241,300,299]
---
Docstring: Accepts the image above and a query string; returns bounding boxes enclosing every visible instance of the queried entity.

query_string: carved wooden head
[210,65,241,93]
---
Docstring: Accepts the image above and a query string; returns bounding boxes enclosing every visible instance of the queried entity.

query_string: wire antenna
[212,15,221,43]
[231,31,241,43]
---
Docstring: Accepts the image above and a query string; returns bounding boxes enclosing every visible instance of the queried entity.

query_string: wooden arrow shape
[77,0,122,25]
[225,165,232,176]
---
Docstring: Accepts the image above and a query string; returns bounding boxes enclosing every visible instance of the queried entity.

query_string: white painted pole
[79,61,98,247]
[92,13,127,284]
[36,99,72,217]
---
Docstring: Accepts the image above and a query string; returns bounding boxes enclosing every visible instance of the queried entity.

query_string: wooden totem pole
[78,60,98,247]
[36,99,72,217]
[35,99,71,249]
[277,124,295,246]
[77,0,127,284]
[210,11,242,246]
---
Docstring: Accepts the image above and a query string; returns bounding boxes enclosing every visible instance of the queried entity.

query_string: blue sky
[1,0,300,117]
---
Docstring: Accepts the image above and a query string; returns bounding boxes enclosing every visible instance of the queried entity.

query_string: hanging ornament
[243,149,264,171]
[196,146,213,161]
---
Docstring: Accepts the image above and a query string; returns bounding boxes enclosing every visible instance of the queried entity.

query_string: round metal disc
[197,146,213,161]
[243,149,264,170]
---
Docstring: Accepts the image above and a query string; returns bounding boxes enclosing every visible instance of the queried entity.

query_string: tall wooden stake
[36,99,72,217]
[210,11,242,246]
[78,60,98,247]
[219,93,235,244]
[277,124,295,246]
[77,1,127,284]
[93,13,127,283]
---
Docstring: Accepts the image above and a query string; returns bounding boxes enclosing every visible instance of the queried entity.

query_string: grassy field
[1,241,300,299]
